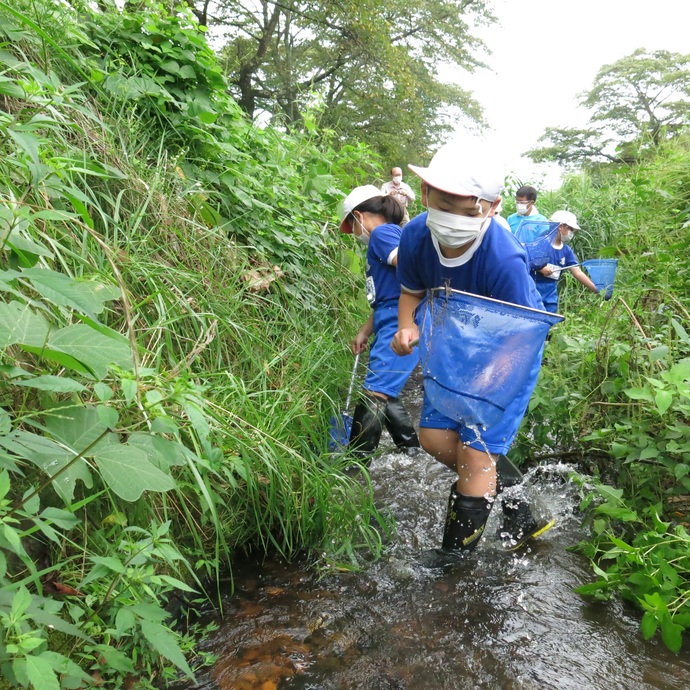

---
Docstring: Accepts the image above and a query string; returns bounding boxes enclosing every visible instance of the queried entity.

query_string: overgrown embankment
[0,1,388,687]
[507,150,690,652]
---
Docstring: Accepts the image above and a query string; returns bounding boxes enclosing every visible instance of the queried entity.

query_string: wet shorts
[419,345,543,455]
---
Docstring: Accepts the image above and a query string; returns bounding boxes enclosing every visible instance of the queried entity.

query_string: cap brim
[340,218,353,234]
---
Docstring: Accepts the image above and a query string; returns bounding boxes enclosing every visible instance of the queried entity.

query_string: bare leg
[419,428,497,497]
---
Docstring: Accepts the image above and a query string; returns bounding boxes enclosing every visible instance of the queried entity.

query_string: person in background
[391,143,553,553]
[381,167,416,226]
[340,185,420,459]
[532,210,600,313]
[507,185,547,234]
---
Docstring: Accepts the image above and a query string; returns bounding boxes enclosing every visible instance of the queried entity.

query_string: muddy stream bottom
[176,379,690,690]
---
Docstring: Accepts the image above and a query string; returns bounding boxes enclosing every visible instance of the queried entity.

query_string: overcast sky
[446,0,690,189]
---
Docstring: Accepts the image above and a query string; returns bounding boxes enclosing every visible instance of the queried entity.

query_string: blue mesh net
[582,259,618,298]
[417,289,564,428]
[514,221,561,270]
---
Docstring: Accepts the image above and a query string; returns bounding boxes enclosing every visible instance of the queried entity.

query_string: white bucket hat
[550,210,581,230]
[339,185,383,233]
[408,141,504,201]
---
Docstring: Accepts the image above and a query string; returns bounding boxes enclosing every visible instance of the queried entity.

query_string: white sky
[445,0,690,189]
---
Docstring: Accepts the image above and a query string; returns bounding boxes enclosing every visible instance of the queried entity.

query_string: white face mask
[426,206,489,248]
[516,202,529,215]
[563,229,574,242]
[392,175,402,184]
[352,216,370,245]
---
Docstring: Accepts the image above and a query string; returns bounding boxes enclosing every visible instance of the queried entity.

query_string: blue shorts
[534,279,558,313]
[364,301,420,398]
[419,344,543,455]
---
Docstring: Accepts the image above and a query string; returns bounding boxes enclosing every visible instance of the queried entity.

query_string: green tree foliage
[209,0,493,164]
[527,49,690,167]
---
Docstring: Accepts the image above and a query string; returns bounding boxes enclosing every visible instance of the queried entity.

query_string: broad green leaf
[94,442,174,501]
[25,655,60,690]
[19,269,120,319]
[674,463,690,480]
[11,586,32,619]
[48,324,132,378]
[14,376,87,393]
[671,318,690,343]
[624,387,653,402]
[115,607,136,637]
[655,390,673,415]
[37,651,91,686]
[660,619,683,653]
[39,507,80,530]
[128,432,185,471]
[8,129,40,163]
[90,644,134,673]
[121,378,137,403]
[97,405,118,430]
[0,301,51,348]
[139,619,194,679]
[43,405,109,454]
[93,382,113,401]
[0,469,9,500]
[90,555,124,573]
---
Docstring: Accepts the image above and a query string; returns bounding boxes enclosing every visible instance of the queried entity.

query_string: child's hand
[391,327,419,356]
[352,331,370,355]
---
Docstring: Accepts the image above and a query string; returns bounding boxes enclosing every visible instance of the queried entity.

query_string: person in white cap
[339,185,420,458]
[391,141,553,554]
[533,210,600,313]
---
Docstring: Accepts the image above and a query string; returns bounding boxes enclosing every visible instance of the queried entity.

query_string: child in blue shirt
[533,210,599,313]
[391,143,553,553]
[340,185,420,458]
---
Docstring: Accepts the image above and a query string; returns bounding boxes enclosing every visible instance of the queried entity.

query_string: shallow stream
[180,378,690,690]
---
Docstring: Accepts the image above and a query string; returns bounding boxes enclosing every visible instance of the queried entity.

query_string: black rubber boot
[441,482,493,552]
[349,394,386,458]
[383,397,420,450]
[496,455,554,550]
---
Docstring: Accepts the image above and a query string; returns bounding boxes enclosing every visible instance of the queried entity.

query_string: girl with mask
[532,210,600,313]
[391,142,553,554]
[339,186,420,458]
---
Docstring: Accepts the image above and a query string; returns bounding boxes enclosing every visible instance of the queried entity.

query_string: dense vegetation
[1,1,690,688]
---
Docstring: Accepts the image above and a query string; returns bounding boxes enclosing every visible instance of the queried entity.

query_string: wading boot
[348,394,386,460]
[441,482,493,552]
[496,455,555,550]
[383,397,420,451]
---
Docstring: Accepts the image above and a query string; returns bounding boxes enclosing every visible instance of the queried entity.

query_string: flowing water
[179,377,690,690]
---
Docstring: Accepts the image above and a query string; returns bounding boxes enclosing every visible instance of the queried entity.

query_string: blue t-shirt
[366,223,402,307]
[531,242,578,312]
[507,211,548,234]
[532,243,578,286]
[397,212,543,311]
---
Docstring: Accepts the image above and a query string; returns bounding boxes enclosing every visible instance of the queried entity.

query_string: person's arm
[570,267,599,293]
[391,290,423,355]
[352,312,374,355]
[404,184,416,203]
